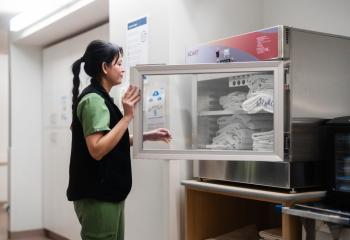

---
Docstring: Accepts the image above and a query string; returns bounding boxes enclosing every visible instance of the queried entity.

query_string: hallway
[0,203,51,240]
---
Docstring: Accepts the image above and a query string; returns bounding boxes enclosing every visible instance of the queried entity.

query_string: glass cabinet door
[131,62,284,161]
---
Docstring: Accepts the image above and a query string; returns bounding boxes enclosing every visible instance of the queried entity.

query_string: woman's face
[105,56,125,85]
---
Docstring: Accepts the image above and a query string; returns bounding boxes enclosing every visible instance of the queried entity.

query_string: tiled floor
[0,203,51,240]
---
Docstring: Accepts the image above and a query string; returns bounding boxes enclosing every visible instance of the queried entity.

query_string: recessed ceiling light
[9,0,79,32]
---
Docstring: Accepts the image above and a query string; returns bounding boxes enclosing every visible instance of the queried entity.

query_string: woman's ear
[101,62,108,75]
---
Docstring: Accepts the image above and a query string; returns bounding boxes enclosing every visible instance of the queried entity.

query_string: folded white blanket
[253,144,273,151]
[198,94,218,111]
[216,122,248,135]
[242,91,274,113]
[247,74,273,92]
[219,91,247,110]
[246,120,273,130]
[211,126,254,150]
[217,116,236,126]
[252,130,274,139]
[252,130,274,151]
[217,114,273,128]
[220,91,247,104]
[221,103,244,112]
[235,128,254,139]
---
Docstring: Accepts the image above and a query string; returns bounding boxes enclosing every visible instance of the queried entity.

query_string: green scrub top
[77,93,111,136]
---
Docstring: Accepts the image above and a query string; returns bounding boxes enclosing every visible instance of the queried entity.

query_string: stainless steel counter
[283,207,350,225]
[181,180,326,203]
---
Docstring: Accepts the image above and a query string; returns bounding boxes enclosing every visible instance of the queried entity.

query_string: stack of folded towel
[252,130,274,151]
[198,116,220,145]
[247,74,274,97]
[198,93,220,111]
[206,114,273,150]
[209,127,254,150]
[217,114,272,131]
[200,72,276,150]
[242,89,274,114]
[219,91,247,112]
[242,73,274,114]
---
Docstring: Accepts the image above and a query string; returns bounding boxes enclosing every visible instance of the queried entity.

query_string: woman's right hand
[122,85,141,120]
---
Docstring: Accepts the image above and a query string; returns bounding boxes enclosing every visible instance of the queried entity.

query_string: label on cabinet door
[145,88,165,131]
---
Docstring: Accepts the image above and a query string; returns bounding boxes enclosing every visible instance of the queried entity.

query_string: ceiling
[0,11,16,54]
[0,0,37,53]
[12,0,109,46]
[0,0,108,53]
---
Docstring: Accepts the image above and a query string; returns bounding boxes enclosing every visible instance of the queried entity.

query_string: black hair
[71,40,123,113]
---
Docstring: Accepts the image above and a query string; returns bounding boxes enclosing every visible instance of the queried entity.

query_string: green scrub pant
[74,199,125,240]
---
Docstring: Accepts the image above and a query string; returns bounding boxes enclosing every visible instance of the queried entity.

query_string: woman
[67,40,171,240]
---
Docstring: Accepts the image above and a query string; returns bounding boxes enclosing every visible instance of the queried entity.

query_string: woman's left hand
[143,128,172,143]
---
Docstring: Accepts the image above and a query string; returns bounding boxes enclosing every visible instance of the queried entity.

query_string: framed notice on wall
[124,15,149,86]
[118,16,149,110]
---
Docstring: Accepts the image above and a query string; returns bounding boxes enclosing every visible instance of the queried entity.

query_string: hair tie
[80,56,85,63]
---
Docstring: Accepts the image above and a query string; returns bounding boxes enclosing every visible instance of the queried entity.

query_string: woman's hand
[143,128,172,143]
[122,85,140,120]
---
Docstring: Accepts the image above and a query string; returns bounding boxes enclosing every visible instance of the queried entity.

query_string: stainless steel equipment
[283,203,350,240]
[130,26,350,190]
[322,116,350,208]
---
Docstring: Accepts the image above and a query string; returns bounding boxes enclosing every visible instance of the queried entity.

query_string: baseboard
[9,228,69,240]
[44,229,69,240]
[9,229,45,239]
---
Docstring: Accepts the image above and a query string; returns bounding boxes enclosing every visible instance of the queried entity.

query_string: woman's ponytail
[71,40,123,125]
[71,57,83,113]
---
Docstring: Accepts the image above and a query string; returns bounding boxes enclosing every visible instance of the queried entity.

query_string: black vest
[67,80,132,202]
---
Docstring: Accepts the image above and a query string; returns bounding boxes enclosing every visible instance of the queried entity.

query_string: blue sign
[128,17,147,30]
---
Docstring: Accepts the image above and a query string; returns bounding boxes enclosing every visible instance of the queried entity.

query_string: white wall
[168,1,264,238]
[0,55,9,163]
[263,0,350,37]
[0,29,8,54]
[9,44,43,231]
[0,54,8,202]
[0,166,7,202]
[42,24,109,239]
[109,1,265,240]
[168,0,264,64]
[109,1,170,239]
